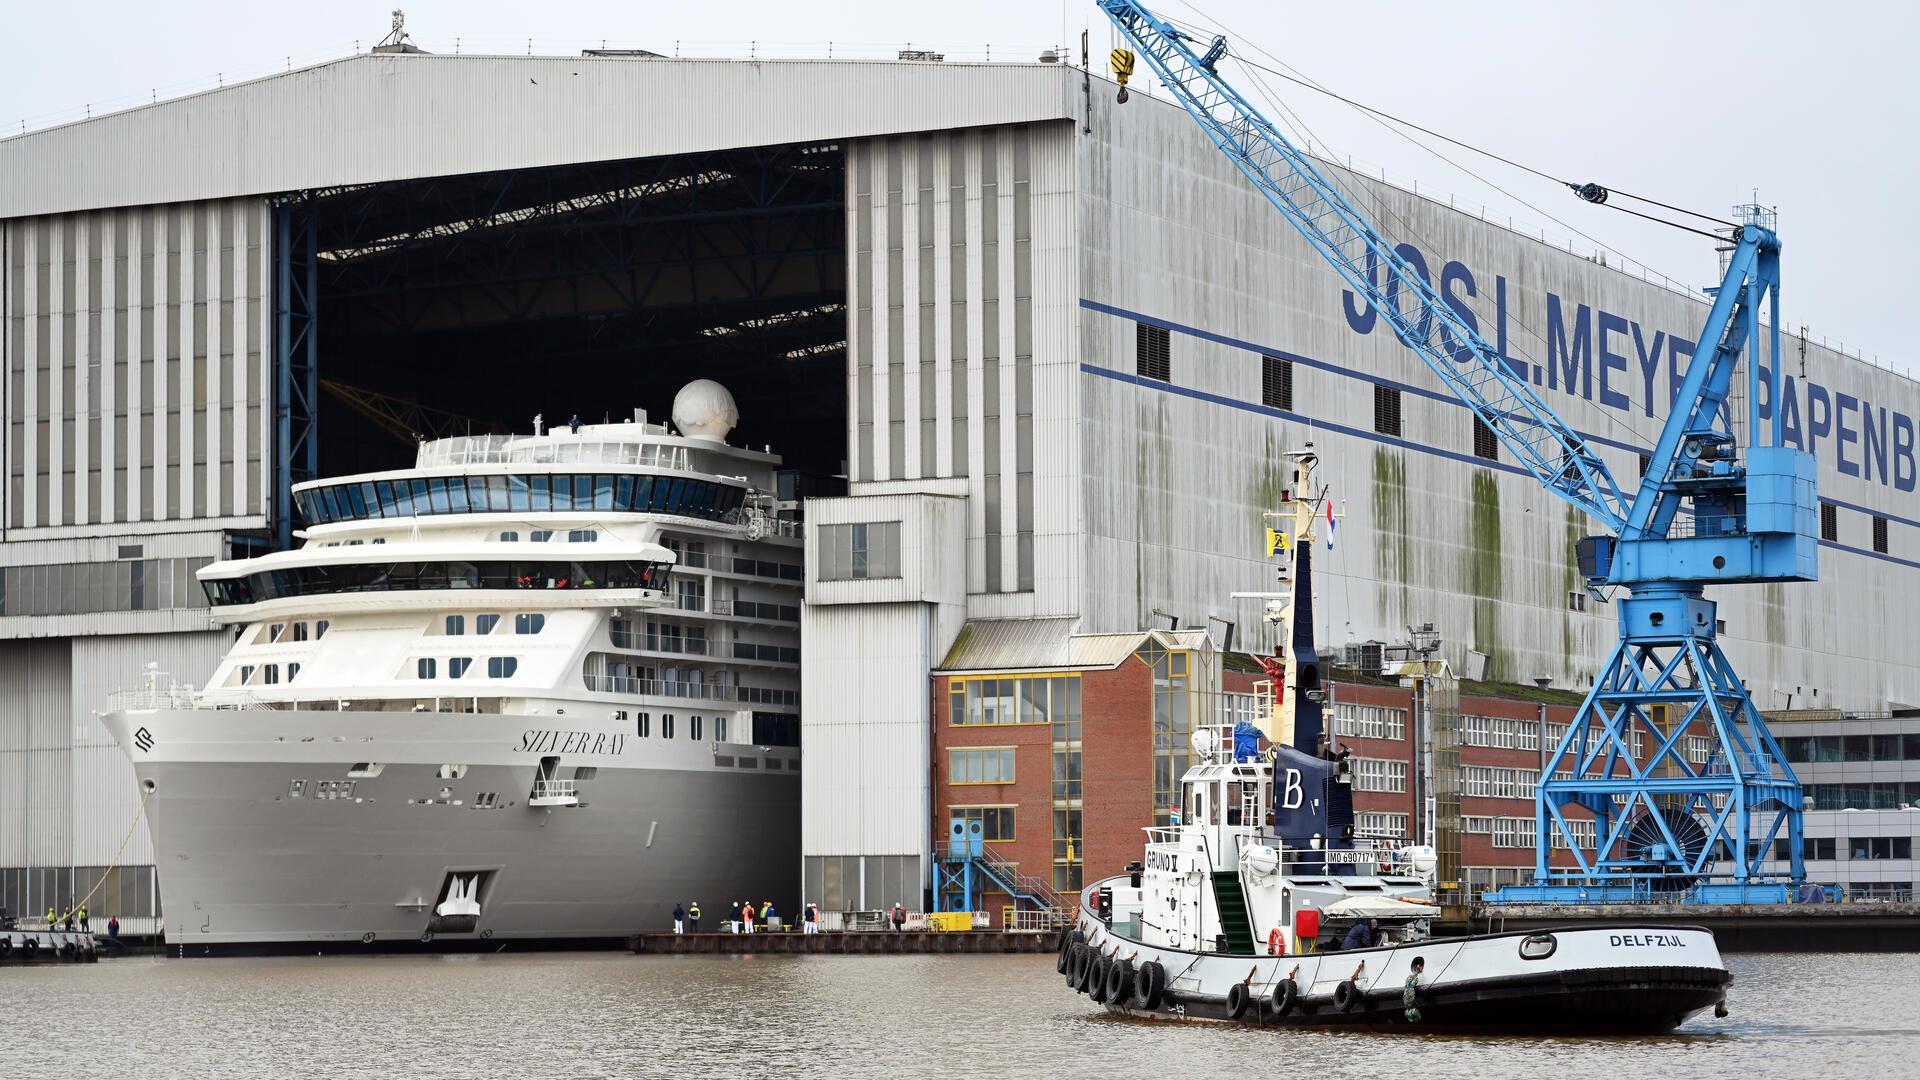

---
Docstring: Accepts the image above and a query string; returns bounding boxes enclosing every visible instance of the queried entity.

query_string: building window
[819,521,902,581]
[1874,514,1889,554]
[949,747,1016,785]
[1638,454,1651,478]
[950,806,1015,842]
[1261,355,1293,411]
[1373,384,1402,437]
[1461,714,1542,750]
[486,656,518,678]
[1472,416,1498,461]
[1821,501,1837,542]
[1351,757,1408,793]
[1053,806,1083,892]
[1136,322,1171,382]
[417,658,436,679]
[1567,591,1588,612]
[1332,703,1407,741]
[477,614,500,635]
[1850,837,1913,861]
[1138,641,1195,827]
[949,675,1080,727]
[1355,811,1408,840]
[445,615,465,636]
[515,613,546,635]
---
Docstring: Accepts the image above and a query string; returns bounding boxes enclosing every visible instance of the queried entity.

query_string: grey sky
[3,0,1913,373]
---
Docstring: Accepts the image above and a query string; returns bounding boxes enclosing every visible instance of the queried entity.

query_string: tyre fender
[1226,981,1253,1020]
[1272,977,1299,1016]
[1106,959,1136,1006]
[1089,955,1113,1003]
[1334,979,1363,1012]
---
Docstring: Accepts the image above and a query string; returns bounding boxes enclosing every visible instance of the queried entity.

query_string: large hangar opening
[276,141,849,512]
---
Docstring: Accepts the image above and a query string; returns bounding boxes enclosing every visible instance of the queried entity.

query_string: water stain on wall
[1372,447,1411,625]
[1468,469,1503,679]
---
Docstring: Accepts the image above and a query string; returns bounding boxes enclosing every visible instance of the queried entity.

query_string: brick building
[931,625,1669,918]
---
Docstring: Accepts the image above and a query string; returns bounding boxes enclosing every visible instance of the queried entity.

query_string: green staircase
[1211,871,1259,955]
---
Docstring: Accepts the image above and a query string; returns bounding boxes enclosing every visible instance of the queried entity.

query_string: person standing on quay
[891,902,906,932]
[688,901,702,933]
[803,903,819,935]
[672,902,686,935]
[739,900,754,935]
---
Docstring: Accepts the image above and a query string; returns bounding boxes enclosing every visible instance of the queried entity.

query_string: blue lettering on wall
[1547,295,1593,399]
[1440,260,1478,363]
[1864,403,1889,485]
[1334,238,1913,504]
[1897,413,1917,493]
[1781,376,1804,449]
[1598,311,1632,411]
[1634,325,1667,420]
[1807,383,1833,460]
[1836,393,1861,478]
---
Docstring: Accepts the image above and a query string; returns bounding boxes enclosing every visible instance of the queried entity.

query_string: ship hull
[102,707,799,953]
[1066,880,1729,1034]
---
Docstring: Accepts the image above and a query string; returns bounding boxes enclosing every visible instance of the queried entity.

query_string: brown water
[0,951,1908,1078]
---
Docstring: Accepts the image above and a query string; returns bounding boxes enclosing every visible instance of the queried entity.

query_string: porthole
[1518,933,1557,960]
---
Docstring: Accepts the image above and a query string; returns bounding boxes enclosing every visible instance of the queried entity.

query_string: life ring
[1226,982,1253,1021]
[1267,927,1286,956]
[1334,979,1363,1012]
[1089,956,1113,1003]
[1106,958,1136,1007]
[1271,977,1299,1016]
[1134,961,1167,1011]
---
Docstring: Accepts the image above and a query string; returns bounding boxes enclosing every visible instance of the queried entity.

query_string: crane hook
[1111,48,1135,103]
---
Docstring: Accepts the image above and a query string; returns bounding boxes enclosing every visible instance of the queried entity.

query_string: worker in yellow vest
[78,905,89,932]
[46,905,55,929]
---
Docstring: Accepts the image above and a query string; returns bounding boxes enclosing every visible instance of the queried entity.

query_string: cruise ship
[99,382,805,953]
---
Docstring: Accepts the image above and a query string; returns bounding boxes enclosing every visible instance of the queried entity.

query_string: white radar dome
[671,380,739,443]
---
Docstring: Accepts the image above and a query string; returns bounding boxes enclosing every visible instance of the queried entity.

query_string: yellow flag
[1266,528,1280,556]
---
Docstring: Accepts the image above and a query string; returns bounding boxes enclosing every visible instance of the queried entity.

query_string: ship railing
[1004,908,1074,933]
[414,434,689,471]
[106,686,271,712]
[581,674,737,701]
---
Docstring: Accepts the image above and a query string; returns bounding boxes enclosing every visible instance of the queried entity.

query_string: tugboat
[1058,449,1731,1032]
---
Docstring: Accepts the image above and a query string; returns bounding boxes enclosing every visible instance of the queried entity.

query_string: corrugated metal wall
[0,631,225,893]
[1075,90,1920,710]
[844,120,1079,613]
[2,198,272,537]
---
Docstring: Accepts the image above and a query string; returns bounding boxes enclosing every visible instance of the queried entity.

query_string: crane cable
[1159,6,1735,241]
[65,784,154,926]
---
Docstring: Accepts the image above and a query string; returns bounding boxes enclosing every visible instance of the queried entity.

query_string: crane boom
[1097,0,1628,533]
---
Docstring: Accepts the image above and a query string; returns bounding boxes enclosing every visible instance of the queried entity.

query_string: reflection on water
[0,950,1905,1078]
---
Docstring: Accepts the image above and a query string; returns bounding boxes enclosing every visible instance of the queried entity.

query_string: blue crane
[1099,0,1814,902]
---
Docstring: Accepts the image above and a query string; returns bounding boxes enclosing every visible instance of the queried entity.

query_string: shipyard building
[3,51,1916,922]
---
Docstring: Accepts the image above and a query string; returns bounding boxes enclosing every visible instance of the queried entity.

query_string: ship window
[568,529,598,543]
[446,615,465,636]
[348,763,385,778]
[487,657,518,678]
[476,614,501,635]
[499,531,519,543]
[716,716,728,742]
[240,664,256,684]
[438,764,469,779]
[531,530,554,543]
[287,663,301,682]
[418,658,437,679]
[262,665,280,685]
[289,779,307,798]
[691,716,704,741]
[315,620,329,638]
[637,712,651,737]
[270,622,286,642]
[663,714,676,739]
[449,657,472,678]
[292,622,310,642]
[573,766,598,780]
[515,613,546,635]
[530,475,552,512]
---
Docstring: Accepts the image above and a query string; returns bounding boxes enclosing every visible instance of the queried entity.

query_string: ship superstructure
[101,382,805,952]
